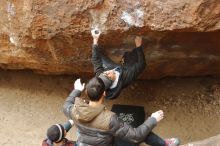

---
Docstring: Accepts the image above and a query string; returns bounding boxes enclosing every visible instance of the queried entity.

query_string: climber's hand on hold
[135,36,142,48]
[91,29,101,45]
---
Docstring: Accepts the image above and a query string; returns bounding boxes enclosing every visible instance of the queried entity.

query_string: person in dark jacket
[42,120,75,146]
[91,29,146,99]
[63,78,180,146]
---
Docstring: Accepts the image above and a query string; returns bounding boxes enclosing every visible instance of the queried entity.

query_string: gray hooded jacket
[63,89,157,146]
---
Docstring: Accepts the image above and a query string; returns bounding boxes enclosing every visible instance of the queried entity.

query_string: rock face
[182,134,220,146]
[0,0,220,79]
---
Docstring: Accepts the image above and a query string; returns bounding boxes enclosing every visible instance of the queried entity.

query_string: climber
[91,29,146,99]
[42,119,75,146]
[63,78,181,146]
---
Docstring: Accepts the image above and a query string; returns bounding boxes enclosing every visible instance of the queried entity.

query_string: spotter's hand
[151,110,164,123]
[74,78,85,91]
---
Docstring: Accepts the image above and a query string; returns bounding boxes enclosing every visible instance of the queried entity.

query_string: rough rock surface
[0,0,220,79]
[182,134,220,146]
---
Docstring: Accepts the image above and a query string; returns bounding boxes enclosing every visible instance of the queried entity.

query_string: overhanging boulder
[0,0,220,79]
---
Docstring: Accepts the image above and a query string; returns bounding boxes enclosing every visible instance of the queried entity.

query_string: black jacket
[91,44,146,99]
[63,89,157,146]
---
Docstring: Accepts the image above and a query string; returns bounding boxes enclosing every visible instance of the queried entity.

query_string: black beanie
[47,124,65,143]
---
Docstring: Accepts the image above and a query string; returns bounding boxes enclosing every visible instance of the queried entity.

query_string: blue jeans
[114,132,166,146]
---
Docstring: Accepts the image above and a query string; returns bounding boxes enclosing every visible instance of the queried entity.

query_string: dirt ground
[0,70,219,146]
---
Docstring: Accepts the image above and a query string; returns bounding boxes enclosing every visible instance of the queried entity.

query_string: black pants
[101,48,139,69]
[101,54,119,70]
[143,132,166,146]
[114,132,166,146]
